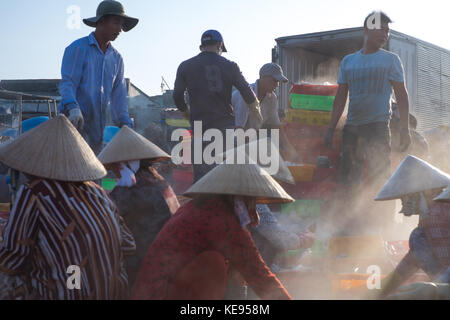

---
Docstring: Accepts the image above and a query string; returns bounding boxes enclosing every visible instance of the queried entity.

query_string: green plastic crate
[311,239,327,257]
[290,94,335,111]
[281,199,323,218]
[102,178,116,191]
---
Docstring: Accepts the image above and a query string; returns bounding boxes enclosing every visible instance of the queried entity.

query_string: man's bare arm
[324,84,348,149]
[391,81,409,130]
[329,83,349,130]
[392,81,411,151]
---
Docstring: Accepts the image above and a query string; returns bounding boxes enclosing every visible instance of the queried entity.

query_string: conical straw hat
[183,159,294,204]
[218,137,294,184]
[0,115,106,182]
[375,155,450,201]
[434,186,450,202]
[98,126,171,165]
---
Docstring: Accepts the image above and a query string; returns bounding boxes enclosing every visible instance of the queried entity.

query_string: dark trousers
[338,122,395,237]
[340,122,392,187]
[191,125,235,183]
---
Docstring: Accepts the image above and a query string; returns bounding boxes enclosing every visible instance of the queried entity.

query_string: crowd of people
[0,1,448,300]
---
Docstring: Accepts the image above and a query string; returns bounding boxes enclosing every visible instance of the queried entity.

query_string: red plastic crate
[281,181,337,200]
[290,137,342,168]
[285,123,329,139]
[172,168,193,195]
[312,167,338,182]
[290,84,338,96]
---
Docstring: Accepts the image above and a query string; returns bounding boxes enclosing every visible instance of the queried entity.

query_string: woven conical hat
[183,160,294,204]
[0,115,106,181]
[218,138,294,184]
[434,186,450,202]
[375,155,450,201]
[98,126,170,165]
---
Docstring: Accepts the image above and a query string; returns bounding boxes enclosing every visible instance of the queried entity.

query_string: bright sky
[1,0,449,96]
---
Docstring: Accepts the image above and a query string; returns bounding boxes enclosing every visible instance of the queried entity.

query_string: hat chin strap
[418,193,430,218]
[400,192,429,217]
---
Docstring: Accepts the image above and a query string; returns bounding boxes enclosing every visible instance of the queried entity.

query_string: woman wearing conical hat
[0,115,135,300]
[371,155,450,299]
[98,126,180,288]
[131,159,294,300]
[220,140,315,299]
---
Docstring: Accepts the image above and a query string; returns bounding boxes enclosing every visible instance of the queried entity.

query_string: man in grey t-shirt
[324,11,411,236]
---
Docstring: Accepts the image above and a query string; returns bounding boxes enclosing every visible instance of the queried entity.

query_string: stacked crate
[279,84,342,262]
[286,83,341,166]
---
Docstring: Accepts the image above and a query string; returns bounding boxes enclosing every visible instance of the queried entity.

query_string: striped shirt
[0,179,135,300]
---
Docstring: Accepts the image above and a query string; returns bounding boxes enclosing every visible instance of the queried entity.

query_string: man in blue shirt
[324,11,412,236]
[59,0,137,154]
[173,30,261,182]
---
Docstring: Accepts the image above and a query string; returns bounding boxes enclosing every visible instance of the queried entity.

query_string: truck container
[273,27,450,132]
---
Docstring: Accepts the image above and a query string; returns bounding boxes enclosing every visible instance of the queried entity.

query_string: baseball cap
[259,63,288,83]
[201,30,227,52]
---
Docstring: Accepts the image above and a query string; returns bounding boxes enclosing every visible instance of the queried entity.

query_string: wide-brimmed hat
[434,186,450,202]
[98,126,171,165]
[183,160,294,204]
[375,155,450,201]
[219,138,294,184]
[0,115,106,182]
[83,0,139,32]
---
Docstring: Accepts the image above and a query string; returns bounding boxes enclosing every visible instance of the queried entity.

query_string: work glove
[324,128,335,149]
[398,128,412,152]
[68,108,84,130]
[387,282,448,300]
[247,99,263,129]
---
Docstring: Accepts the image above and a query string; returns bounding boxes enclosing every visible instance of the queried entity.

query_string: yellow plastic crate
[287,164,317,182]
[0,203,10,212]
[286,109,332,126]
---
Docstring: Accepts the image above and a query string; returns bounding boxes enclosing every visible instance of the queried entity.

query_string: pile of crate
[285,83,341,166]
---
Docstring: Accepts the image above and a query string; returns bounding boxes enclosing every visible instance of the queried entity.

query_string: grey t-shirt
[338,49,405,126]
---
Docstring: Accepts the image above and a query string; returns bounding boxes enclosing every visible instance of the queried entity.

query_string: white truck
[273,27,450,132]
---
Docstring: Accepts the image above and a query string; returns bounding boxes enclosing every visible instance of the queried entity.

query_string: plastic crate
[281,199,323,218]
[173,168,193,195]
[312,167,338,182]
[290,94,335,111]
[286,109,332,126]
[282,181,337,200]
[291,83,338,96]
[287,164,317,182]
[102,178,116,191]
[285,123,329,139]
[290,137,342,168]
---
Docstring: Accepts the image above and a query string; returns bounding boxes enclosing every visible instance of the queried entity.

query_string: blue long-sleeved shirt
[59,32,132,146]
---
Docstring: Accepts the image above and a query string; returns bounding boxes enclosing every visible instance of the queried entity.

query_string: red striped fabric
[0,179,135,300]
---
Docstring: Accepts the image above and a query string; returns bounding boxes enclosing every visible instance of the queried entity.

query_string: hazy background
[1,0,448,95]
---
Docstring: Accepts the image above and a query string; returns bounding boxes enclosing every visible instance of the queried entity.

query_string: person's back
[0,179,134,300]
[173,30,259,182]
[173,30,257,131]
[175,52,244,129]
[132,196,290,300]
[110,166,179,287]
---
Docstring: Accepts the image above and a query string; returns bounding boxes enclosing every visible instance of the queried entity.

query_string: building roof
[0,79,61,98]
[0,89,56,101]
